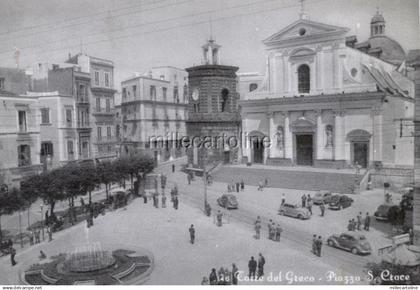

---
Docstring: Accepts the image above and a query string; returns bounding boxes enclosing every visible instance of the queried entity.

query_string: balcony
[77,122,92,130]
[92,108,115,116]
[76,97,89,105]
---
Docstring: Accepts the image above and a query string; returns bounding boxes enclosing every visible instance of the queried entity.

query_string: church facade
[239,13,414,172]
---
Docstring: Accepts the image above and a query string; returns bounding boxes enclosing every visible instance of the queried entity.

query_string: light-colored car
[312,190,333,205]
[327,232,372,255]
[278,203,311,220]
[217,194,238,209]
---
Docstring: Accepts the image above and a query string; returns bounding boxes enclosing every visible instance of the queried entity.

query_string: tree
[0,188,25,241]
[126,154,155,195]
[96,161,117,201]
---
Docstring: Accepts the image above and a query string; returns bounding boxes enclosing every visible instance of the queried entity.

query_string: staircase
[213,166,362,194]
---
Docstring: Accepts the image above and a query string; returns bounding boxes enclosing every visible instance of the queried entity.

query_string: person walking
[316,236,323,257]
[216,211,223,227]
[236,182,240,193]
[231,263,239,285]
[173,196,179,210]
[257,253,265,278]
[347,220,353,231]
[319,202,325,217]
[10,246,17,266]
[312,234,317,255]
[248,256,257,279]
[301,194,307,208]
[254,216,262,239]
[209,268,218,285]
[240,180,245,191]
[268,219,273,240]
[189,224,195,244]
[275,224,283,242]
[364,212,371,231]
[307,198,313,215]
[357,212,362,231]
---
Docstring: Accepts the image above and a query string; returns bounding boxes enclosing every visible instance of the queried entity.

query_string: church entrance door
[296,134,313,166]
[353,142,369,168]
[252,139,264,164]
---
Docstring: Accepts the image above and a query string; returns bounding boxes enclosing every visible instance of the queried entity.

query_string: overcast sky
[0,0,418,90]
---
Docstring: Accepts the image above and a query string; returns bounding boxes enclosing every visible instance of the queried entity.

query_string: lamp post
[40,204,45,241]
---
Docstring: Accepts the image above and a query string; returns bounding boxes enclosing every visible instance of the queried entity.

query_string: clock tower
[186,38,241,169]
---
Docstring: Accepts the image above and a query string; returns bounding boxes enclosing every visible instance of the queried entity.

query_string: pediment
[264,19,349,45]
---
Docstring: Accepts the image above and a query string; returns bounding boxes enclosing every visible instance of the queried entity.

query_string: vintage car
[327,232,372,255]
[374,203,402,221]
[217,194,238,209]
[312,190,333,205]
[278,203,311,220]
[328,195,353,210]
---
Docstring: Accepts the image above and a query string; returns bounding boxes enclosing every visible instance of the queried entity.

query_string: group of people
[227,180,245,193]
[205,264,239,285]
[347,212,370,231]
[301,194,325,216]
[253,216,282,241]
[248,253,266,279]
[312,235,323,257]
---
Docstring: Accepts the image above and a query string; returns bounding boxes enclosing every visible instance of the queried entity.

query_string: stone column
[371,106,383,162]
[315,110,323,161]
[265,112,273,164]
[284,111,292,159]
[334,110,345,161]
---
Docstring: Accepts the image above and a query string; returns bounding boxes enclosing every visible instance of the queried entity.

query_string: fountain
[22,242,154,285]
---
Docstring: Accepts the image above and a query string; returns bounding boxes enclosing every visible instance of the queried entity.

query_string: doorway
[352,142,369,168]
[295,134,313,166]
[252,139,264,164]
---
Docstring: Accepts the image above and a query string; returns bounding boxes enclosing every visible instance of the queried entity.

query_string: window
[104,72,110,87]
[162,87,167,101]
[106,98,111,112]
[78,83,86,99]
[107,126,111,140]
[17,145,31,166]
[150,85,156,100]
[18,110,27,132]
[96,98,101,112]
[297,64,310,94]
[132,85,137,98]
[41,108,50,124]
[160,75,165,80]
[94,71,99,86]
[0,78,4,89]
[41,142,54,157]
[122,88,127,99]
[97,127,102,141]
[66,109,72,126]
[183,84,188,102]
[220,89,229,112]
[66,140,74,160]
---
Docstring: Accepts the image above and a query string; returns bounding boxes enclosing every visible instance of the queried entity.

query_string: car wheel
[351,248,358,255]
[327,240,334,247]
[297,214,304,220]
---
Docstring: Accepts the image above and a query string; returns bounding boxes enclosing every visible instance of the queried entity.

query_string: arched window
[220,88,229,112]
[249,83,258,92]
[298,64,310,93]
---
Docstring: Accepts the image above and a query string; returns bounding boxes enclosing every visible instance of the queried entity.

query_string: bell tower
[202,39,221,65]
[370,9,385,37]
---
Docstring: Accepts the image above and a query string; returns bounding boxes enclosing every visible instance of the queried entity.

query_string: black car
[374,204,402,221]
[328,195,353,210]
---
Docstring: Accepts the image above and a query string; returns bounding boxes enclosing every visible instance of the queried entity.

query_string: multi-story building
[0,67,32,95]
[120,67,188,164]
[66,54,117,160]
[0,91,42,187]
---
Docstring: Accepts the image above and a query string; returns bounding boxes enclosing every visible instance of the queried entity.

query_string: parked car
[328,195,353,210]
[217,194,238,209]
[278,203,311,220]
[327,232,372,255]
[312,190,333,205]
[374,203,402,221]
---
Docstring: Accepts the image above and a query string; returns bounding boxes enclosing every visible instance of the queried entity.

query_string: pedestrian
[357,212,362,230]
[312,234,317,255]
[47,226,53,242]
[236,182,240,193]
[248,256,257,279]
[240,180,245,191]
[173,196,179,210]
[205,202,212,217]
[255,217,262,239]
[257,253,265,278]
[281,193,286,205]
[162,195,167,208]
[232,263,239,285]
[258,181,263,191]
[302,194,307,208]
[209,268,218,285]
[10,246,17,266]
[307,194,311,202]
[347,220,353,231]
[364,212,370,231]
[351,219,356,231]
[268,219,273,240]
[161,174,167,194]
[316,236,323,257]
[275,223,283,242]
[307,198,313,215]
[172,163,175,173]
[216,211,223,227]
[189,224,195,244]
[319,202,325,217]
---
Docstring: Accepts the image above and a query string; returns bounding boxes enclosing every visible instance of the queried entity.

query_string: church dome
[368,35,406,65]
[371,12,385,24]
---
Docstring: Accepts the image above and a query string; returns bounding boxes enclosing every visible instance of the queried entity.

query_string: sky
[0,0,418,90]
